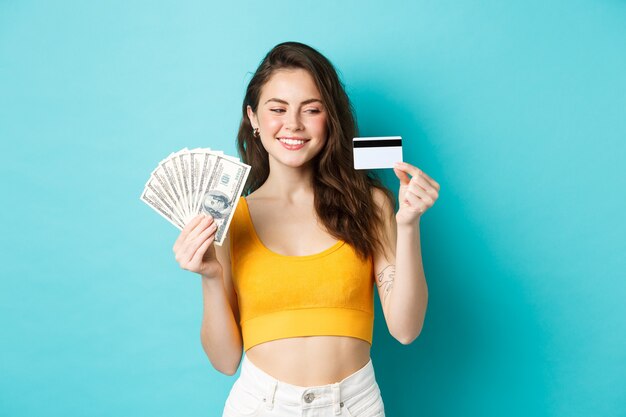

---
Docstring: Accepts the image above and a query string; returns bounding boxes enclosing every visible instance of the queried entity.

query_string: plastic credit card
[353,136,403,170]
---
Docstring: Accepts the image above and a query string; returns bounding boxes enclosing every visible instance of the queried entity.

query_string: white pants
[222,354,385,417]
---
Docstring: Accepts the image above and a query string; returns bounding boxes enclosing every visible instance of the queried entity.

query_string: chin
[284,159,314,168]
[271,155,316,169]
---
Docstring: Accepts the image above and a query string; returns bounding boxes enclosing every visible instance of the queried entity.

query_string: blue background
[1,1,625,416]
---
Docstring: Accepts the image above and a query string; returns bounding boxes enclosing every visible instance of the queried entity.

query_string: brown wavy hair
[236,41,395,261]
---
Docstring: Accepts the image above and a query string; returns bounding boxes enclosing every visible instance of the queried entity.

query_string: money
[140,147,250,246]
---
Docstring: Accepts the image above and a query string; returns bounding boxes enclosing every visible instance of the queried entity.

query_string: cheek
[309,117,328,136]
[260,116,282,133]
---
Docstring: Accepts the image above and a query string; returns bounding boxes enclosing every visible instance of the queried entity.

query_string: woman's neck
[256,159,315,203]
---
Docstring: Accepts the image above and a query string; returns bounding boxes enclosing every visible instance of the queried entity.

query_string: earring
[253,128,260,138]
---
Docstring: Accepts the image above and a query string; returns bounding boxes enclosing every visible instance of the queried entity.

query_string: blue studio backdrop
[1,1,624,416]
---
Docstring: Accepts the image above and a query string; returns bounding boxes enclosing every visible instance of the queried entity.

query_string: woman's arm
[373,162,440,344]
[172,216,243,375]
[200,275,243,375]
[387,221,429,344]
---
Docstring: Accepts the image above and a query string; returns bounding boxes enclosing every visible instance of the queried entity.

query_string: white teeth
[279,138,306,145]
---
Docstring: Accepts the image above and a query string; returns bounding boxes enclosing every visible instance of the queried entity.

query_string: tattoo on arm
[376,265,395,305]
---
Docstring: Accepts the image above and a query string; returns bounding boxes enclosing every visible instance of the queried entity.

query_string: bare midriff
[244,335,372,386]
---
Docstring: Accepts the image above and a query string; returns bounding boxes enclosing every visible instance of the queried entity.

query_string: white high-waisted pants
[222,354,385,417]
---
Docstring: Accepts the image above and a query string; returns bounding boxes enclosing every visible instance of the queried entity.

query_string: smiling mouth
[277,137,309,145]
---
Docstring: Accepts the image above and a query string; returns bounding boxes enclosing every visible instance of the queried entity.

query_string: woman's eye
[305,108,321,114]
[270,108,286,113]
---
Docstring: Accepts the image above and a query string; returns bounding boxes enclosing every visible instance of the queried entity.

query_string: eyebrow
[263,98,323,106]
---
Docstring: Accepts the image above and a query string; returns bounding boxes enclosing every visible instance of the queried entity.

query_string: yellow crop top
[229,196,375,352]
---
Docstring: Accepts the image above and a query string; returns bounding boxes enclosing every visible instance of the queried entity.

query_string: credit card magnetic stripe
[353,139,402,148]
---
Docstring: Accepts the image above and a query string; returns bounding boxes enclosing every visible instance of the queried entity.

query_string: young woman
[173,42,439,417]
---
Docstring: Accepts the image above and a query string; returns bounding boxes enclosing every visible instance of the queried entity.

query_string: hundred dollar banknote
[140,148,250,246]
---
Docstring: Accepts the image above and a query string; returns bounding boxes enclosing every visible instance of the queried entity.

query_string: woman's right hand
[173,214,222,278]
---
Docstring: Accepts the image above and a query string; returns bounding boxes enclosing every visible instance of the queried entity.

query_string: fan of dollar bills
[140,147,251,246]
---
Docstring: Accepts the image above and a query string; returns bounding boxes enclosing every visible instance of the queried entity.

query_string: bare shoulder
[244,189,265,203]
[371,187,395,219]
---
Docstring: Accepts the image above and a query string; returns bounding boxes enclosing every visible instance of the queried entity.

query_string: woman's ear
[246,105,258,129]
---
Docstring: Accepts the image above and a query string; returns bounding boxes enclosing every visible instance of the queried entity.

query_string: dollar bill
[159,152,190,223]
[197,155,250,245]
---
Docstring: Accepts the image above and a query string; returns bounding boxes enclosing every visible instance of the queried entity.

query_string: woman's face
[247,68,328,170]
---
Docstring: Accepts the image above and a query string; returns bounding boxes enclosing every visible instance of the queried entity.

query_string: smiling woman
[171,41,438,417]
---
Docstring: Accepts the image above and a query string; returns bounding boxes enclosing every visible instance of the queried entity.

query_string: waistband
[239,354,377,411]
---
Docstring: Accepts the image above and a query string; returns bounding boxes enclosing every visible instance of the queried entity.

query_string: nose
[285,110,304,131]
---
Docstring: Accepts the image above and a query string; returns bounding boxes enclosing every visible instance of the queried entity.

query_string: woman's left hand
[393,161,440,226]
